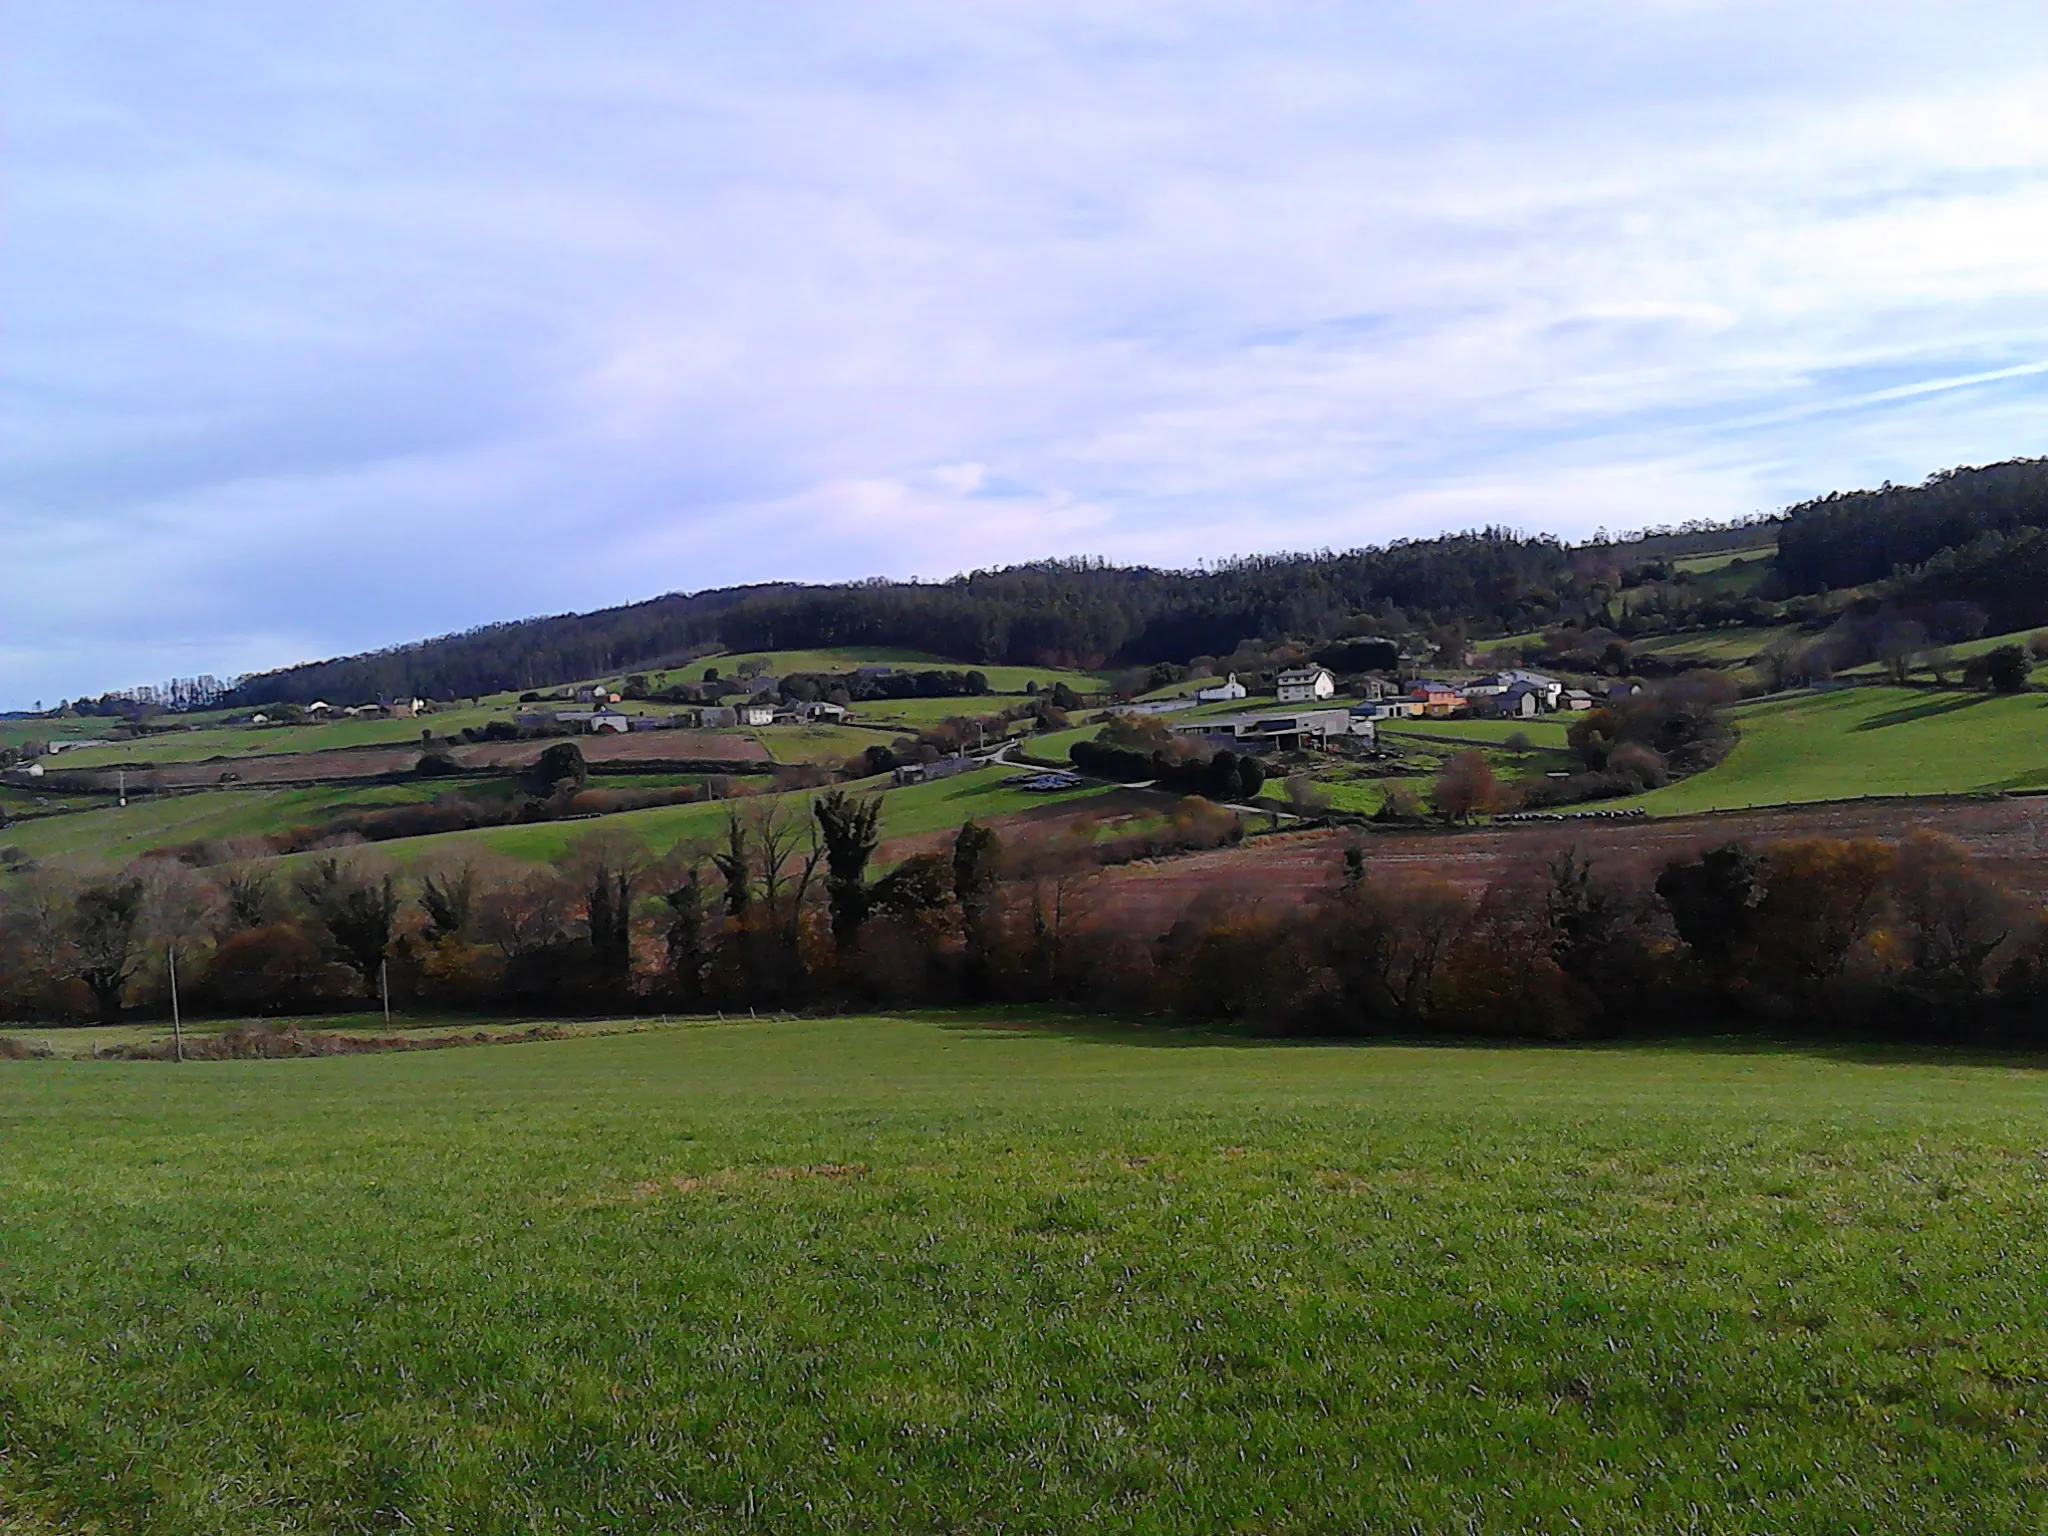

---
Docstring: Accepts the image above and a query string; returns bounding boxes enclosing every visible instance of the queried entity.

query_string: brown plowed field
[1089,797,2048,930]
[460,732,769,769]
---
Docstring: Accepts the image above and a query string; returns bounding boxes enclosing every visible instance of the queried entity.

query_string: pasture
[659,648,1115,697]
[1380,715,1572,749]
[0,782,457,866]
[6,1016,2048,1532]
[1635,685,2048,814]
[298,765,1118,869]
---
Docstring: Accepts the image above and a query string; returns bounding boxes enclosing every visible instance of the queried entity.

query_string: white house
[1194,672,1248,704]
[1275,665,1336,703]
[737,702,778,727]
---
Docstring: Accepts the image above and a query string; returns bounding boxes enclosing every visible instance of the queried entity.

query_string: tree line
[5,801,2045,1049]
[1774,458,2048,596]
[221,533,1579,707]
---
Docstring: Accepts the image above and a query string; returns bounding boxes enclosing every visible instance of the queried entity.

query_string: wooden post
[169,945,184,1064]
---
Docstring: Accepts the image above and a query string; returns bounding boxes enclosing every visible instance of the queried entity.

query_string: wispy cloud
[6,1,2048,704]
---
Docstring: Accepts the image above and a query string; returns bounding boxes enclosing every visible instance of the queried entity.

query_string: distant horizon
[10,3,2048,708]
[19,502,1796,707]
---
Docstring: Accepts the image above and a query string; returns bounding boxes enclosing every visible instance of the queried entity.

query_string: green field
[1835,625,2048,682]
[1381,716,1572,750]
[1629,622,1797,663]
[660,648,1114,697]
[0,782,460,866]
[1636,685,2048,814]
[7,1016,2048,1532]
[0,717,123,751]
[1671,543,1775,576]
[37,703,652,770]
[280,766,1118,869]
[751,722,894,765]
[0,757,1112,872]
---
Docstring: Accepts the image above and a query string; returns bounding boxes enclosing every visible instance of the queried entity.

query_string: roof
[1275,664,1331,680]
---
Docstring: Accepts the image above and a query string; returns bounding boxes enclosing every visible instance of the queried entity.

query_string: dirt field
[1086,797,2048,929]
[460,732,770,769]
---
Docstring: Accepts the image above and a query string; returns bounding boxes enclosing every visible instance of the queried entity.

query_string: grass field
[1629,622,1797,663]
[657,648,1114,697]
[32,701,732,770]
[1381,716,1572,750]
[0,782,459,865]
[0,718,121,751]
[751,722,893,765]
[7,1015,2048,1532]
[1635,685,2048,814]
[290,766,1118,869]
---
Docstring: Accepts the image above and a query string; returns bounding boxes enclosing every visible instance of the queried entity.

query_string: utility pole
[380,959,391,1027]
[168,944,184,1063]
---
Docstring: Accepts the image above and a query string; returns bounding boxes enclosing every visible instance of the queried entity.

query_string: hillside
[1631,685,2048,814]
[217,532,1577,706]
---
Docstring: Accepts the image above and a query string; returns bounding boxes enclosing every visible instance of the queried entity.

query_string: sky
[6,2,2048,708]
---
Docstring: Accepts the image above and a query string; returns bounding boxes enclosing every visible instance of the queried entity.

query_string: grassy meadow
[656,648,1115,697]
[1635,685,2048,814]
[0,782,459,866]
[7,1015,2048,1532]
[0,759,1116,873]
[306,766,1117,869]
[1381,715,1572,750]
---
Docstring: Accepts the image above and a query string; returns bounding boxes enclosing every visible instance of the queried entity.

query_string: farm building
[893,755,983,786]
[1177,708,1368,751]
[554,710,631,734]
[1275,665,1337,703]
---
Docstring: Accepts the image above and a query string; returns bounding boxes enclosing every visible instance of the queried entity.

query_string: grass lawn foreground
[6,1014,2048,1531]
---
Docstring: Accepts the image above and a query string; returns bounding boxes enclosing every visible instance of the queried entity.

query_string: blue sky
[6,1,2048,707]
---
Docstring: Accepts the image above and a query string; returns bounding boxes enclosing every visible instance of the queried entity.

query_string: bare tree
[1890,832,2014,994]
[1875,620,1930,685]
[1434,750,1498,823]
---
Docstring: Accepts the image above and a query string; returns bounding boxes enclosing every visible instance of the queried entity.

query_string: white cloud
[6,1,2048,703]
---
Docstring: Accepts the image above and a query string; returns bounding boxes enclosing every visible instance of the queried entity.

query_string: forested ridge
[226,531,1575,705]
[211,455,2048,708]
[1775,458,2048,593]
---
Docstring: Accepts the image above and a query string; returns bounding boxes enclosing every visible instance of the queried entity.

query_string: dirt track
[1087,797,2048,929]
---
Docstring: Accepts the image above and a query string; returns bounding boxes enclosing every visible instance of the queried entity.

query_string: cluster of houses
[513,699,853,736]
[1208,665,1600,720]
[297,697,430,721]
[1173,664,1610,754]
